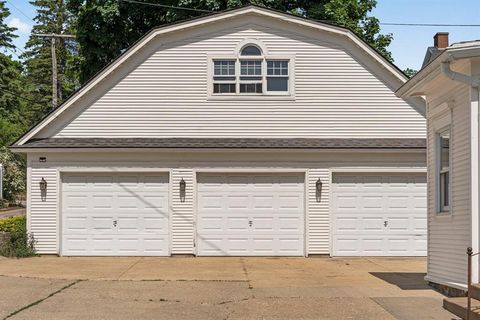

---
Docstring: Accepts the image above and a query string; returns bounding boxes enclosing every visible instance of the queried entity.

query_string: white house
[11,6,427,258]
[397,33,480,294]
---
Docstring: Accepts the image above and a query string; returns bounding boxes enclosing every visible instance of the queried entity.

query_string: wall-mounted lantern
[39,177,47,202]
[179,178,186,203]
[315,178,322,202]
[39,177,47,191]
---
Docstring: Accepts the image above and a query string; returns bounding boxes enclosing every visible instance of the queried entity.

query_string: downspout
[441,61,480,285]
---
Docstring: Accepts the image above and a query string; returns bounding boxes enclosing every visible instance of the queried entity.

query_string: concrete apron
[0,257,456,320]
[0,256,428,283]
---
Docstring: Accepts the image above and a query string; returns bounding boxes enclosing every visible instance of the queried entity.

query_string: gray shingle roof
[12,138,426,150]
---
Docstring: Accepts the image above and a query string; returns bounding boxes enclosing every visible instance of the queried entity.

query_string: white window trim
[207,53,295,100]
[436,125,452,215]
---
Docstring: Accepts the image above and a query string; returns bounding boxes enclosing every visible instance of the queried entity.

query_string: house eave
[397,43,480,98]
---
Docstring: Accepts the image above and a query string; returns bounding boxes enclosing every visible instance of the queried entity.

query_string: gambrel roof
[12,5,424,148]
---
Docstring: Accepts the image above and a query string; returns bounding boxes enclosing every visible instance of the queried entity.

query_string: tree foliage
[23,0,80,123]
[68,0,394,82]
[0,146,26,203]
[0,0,16,49]
[403,68,417,78]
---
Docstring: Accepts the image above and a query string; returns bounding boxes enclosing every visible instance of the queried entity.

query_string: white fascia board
[16,6,409,145]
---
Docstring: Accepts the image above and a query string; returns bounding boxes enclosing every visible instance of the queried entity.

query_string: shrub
[0,231,36,258]
[0,216,36,257]
[0,215,26,232]
[0,146,26,204]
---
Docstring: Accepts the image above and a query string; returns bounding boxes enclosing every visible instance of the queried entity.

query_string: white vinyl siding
[171,168,195,254]
[51,21,425,139]
[307,168,330,254]
[427,84,471,287]
[27,152,425,256]
[30,165,58,254]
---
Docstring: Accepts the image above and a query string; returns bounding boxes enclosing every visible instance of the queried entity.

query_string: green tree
[403,68,417,78]
[0,0,17,49]
[0,54,29,146]
[68,0,394,82]
[23,0,80,123]
[0,1,29,146]
[0,146,26,203]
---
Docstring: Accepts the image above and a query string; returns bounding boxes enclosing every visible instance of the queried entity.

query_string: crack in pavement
[2,279,83,320]
[239,258,253,290]
[116,257,143,280]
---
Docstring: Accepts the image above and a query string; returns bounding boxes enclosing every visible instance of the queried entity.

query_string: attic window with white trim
[211,43,292,96]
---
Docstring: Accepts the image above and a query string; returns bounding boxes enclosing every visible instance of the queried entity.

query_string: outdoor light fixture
[39,177,47,191]
[179,178,186,203]
[315,178,322,202]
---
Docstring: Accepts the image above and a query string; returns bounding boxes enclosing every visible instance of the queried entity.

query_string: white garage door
[331,172,427,256]
[197,173,305,256]
[62,173,169,256]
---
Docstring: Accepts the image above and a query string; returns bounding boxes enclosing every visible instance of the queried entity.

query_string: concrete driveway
[0,257,457,320]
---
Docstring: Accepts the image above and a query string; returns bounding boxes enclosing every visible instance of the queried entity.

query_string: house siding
[49,17,425,139]
[28,156,58,254]
[426,83,471,287]
[26,151,425,255]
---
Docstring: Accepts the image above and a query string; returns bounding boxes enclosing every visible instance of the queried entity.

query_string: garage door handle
[384,221,388,227]
[113,220,117,227]
[248,220,253,227]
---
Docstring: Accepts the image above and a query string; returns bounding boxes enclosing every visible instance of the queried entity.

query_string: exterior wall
[27,151,425,255]
[43,15,425,139]
[426,82,471,288]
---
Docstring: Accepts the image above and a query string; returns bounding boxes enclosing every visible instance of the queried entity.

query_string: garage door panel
[62,173,169,256]
[332,173,427,257]
[197,173,304,256]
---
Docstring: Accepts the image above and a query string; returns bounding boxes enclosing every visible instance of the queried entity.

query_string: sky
[3,0,480,71]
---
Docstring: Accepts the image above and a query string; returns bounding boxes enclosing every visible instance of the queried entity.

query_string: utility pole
[32,33,76,109]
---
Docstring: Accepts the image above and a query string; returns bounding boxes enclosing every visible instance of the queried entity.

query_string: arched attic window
[240,45,262,56]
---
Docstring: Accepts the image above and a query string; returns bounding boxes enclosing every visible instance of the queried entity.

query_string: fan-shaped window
[241,45,261,56]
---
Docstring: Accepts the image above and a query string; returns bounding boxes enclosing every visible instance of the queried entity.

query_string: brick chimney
[434,32,449,49]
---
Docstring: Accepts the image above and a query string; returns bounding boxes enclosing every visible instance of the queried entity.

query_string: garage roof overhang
[11,138,426,153]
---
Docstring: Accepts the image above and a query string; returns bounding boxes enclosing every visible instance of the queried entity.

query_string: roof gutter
[440,61,480,87]
[396,44,480,97]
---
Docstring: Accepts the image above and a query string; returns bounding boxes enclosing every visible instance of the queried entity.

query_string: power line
[3,46,22,60]
[32,33,76,109]
[380,22,480,27]
[120,0,480,27]
[120,0,212,13]
[5,0,35,22]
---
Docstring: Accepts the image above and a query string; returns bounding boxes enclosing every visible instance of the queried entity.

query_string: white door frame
[194,168,308,257]
[328,167,427,256]
[58,168,171,256]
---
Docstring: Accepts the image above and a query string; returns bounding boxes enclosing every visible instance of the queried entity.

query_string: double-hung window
[267,60,289,92]
[211,44,291,96]
[438,129,450,213]
[213,60,236,94]
[240,60,262,93]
